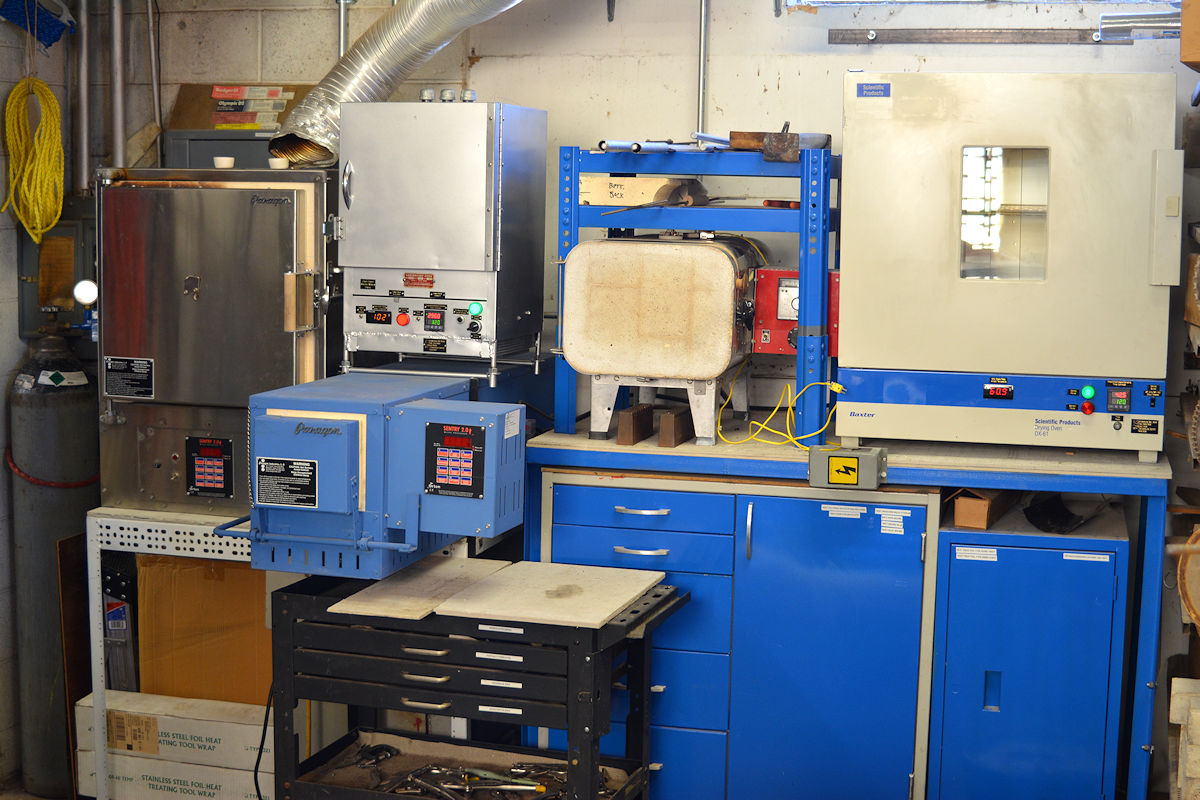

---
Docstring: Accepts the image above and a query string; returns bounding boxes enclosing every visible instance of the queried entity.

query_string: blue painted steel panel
[527,444,1169,497]
[551,524,734,575]
[552,484,735,534]
[577,149,805,177]
[1128,496,1167,797]
[932,532,1126,800]
[608,649,731,732]
[545,723,728,800]
[577,205,805,233]
[840,367,1163,415]
[727,496,925,797]
[388,399,525,539]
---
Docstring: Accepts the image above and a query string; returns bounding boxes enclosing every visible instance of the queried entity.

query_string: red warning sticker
[404,273,436,288]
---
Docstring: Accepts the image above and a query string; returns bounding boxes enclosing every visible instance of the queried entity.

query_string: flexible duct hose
[2,76,64,243]
[270,0,523,167]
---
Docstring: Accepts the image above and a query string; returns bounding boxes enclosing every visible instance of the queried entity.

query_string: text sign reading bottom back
[256,457,317,507]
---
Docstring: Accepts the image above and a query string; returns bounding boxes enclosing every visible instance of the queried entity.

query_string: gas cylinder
[9,336,99,796]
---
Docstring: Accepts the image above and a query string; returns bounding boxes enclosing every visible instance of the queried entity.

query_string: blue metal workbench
[537,146,1169,799]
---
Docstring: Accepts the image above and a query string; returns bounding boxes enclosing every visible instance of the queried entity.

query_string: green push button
[468,301,484,316]
[1081,385,1096,400]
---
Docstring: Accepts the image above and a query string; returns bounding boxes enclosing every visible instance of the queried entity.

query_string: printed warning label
[1131,418,1159,435]
[107,710,159,754]
[104,357,154,399]
[504,409,521,439]
[404,272,436,288]
[1063,552,1111,563]
[821,503,866,519]
[955,546,997,562]
[827,456,860,485]
[256,458,317,507]
[37,369,87,387]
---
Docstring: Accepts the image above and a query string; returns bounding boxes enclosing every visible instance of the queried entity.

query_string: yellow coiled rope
[2,76,64,244]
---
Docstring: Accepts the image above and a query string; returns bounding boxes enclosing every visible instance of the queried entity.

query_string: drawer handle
[614,505,670,516]
[401,646,450,657]
[401,698,452,711]
[612,682,666,692]
[746,501,754,560]
[614,545,669,556]
[402,672,451,684]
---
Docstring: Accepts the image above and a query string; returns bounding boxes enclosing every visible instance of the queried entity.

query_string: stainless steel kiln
[96,168,332,514]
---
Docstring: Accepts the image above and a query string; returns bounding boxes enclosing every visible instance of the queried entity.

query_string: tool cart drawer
[553,485,735,534]
[293,649,569,702]
[551,524,734,575]
[294,674,574,729]
[610,648,730,732]
[292,621,569,674]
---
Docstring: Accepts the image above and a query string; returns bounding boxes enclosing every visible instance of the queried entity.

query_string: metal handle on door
[401,698,451,710]
[746,501,754,559]
[613,546,669,556]
[401,672,451,684]
[401,646,449,657]
[341,160,354,208]
[614,505,670,516]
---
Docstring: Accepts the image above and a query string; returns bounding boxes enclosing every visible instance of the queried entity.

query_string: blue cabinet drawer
[611,648,730,732]
[545,724,727,800]
[552,485,734,534]
[551,524,734,575]
[653,572,731,654]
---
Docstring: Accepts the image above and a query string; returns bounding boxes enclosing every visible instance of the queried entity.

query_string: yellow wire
[717,366,842,449]
[2,75,64,244]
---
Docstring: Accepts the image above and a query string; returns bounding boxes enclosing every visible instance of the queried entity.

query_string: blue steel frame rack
[553,147,837,443]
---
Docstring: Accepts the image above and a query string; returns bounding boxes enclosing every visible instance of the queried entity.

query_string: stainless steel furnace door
[100,186,298,407]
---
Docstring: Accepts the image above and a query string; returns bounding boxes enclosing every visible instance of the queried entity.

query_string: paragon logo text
[295,422,341,437]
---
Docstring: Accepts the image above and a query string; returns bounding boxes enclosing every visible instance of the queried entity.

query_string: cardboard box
[137,555,271,706]
[76,692,272,771]
[1185,0,1200,71]
[78,750,273,800]
[944,488,1020,530]
[168,84,313,132]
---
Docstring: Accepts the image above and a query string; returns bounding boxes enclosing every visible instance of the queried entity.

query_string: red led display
[199,447,223,458]
[443,434,473,449]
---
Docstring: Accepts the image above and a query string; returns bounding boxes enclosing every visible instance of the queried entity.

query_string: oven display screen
[983,384,1014,400]
[1107,388,1131,412]
[366,310,392,325]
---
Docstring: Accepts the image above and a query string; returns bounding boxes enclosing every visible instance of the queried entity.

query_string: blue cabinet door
[727,496,926,798]
[937,543,1117,800]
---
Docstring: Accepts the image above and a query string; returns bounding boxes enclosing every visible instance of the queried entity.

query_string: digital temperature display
[1107,387,1131,412]
[982,384,1014,400]
[443,434,473,449]
[198,446,224,458]
[424,309,445,332]
[366,310,392,325]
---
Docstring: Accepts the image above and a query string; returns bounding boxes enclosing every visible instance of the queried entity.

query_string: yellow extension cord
[2,75,64,244]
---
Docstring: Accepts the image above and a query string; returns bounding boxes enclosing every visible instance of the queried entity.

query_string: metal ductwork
[270,0,523,167]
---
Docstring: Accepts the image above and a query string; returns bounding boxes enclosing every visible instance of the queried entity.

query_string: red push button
[396,312,410,326]
[1081,401,1095,415]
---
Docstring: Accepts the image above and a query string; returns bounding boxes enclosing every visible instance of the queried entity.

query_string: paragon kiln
[837,73,1181,459]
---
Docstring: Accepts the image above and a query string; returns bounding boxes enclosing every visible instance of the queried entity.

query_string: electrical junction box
[753,268,799,354]
[244,373,525,579]
[808,447,887,490]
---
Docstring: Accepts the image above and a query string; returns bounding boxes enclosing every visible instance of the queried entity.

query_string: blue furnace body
[246,373,526,578]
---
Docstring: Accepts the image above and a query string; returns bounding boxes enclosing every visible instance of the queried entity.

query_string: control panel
[754,268,800,354]
[837,368,1165,454]
[185,436,234,498]
[425,422,484,498]
[345,268,495,359]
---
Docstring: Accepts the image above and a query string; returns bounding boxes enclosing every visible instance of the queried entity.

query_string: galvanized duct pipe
[110,0,125,167]
[271,0,524,166]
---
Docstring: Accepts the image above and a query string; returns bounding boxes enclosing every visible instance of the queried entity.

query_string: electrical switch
[1081,385,1096,400]
[396,312,410,326]
[1082,401,1095,415]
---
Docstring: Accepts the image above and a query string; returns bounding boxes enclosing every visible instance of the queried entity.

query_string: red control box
[753,269,799,354]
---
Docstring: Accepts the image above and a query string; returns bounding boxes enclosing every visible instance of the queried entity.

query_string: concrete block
[261,10,338,83]
[161,11,260,84]
[1171,678,1200,723]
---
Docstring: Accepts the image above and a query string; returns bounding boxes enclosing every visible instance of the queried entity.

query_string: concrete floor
[0,783,46,799]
